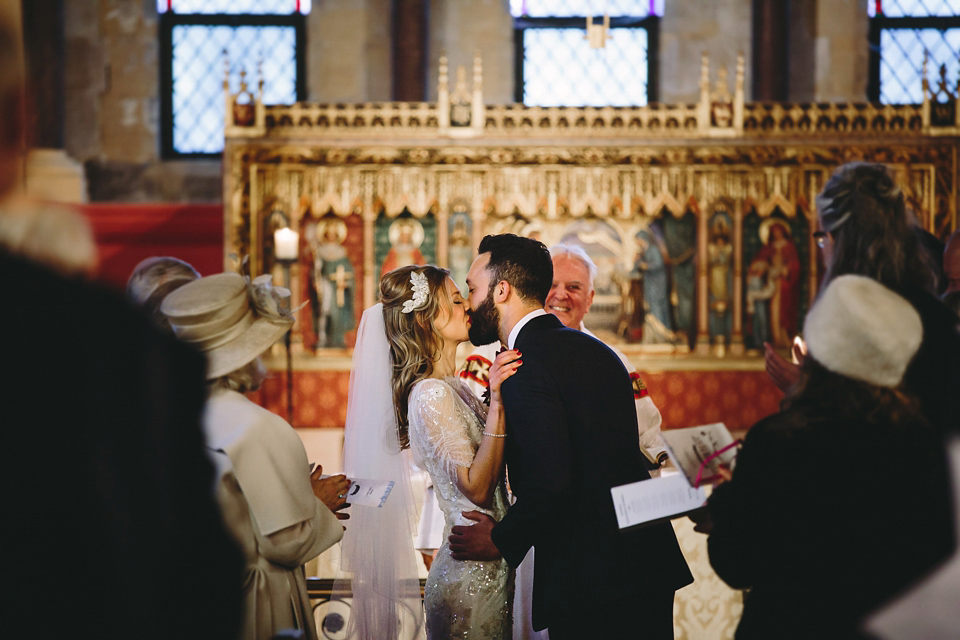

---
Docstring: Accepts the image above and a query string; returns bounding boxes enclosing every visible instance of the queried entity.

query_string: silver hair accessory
[401,271,429,313]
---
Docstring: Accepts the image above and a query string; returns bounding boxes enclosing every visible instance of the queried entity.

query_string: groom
[451,233,692,639]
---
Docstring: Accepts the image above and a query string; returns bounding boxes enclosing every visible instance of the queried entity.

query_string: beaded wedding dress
[408,377,513,640]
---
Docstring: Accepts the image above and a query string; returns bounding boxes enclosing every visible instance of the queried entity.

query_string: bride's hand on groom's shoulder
[488,350,522,404]
[448,511,501,561]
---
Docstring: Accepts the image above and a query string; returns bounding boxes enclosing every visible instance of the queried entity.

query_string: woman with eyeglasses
[708,276,955,640]
[764,162,960,437]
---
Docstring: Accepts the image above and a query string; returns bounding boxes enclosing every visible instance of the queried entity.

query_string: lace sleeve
[409,379,477,484]
[448,377,489,423]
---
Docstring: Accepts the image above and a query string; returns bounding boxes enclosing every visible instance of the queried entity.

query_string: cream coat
[204,388,343,640]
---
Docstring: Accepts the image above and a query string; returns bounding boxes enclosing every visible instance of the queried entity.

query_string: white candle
[274,227,299,260]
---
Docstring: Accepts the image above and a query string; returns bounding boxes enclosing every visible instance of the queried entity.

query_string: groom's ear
[493,280,510,303]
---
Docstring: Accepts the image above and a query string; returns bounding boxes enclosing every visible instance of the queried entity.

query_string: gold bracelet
[482,431,506,438]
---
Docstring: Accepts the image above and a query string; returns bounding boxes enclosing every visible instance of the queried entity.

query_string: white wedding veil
[335,303,424,639]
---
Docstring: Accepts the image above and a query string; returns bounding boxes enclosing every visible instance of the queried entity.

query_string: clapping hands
[763,341,803,393]
[310,464,351,520]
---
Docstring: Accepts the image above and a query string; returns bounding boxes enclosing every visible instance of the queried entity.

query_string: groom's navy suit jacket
[491,314,692,631]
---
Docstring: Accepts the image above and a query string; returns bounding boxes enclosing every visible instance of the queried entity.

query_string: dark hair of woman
[783,357,924,430]
[816,162,936,295]
[380,264,452,449]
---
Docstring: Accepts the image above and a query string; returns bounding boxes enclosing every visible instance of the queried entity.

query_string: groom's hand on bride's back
[448,511,501,561]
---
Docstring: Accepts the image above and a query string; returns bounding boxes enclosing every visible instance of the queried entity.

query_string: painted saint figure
[753,219,800,347]
[661,214,697,345]
[381,218,426,275]
[310,218,355,349]
[746,257,776,349]
[448,213,473,294]
[708,231,734,349]
[634,227,678,344]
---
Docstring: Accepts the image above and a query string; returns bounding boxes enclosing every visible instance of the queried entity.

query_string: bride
[340,264,520,639]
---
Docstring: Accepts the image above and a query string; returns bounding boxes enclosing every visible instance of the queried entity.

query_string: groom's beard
[468,288,500,346]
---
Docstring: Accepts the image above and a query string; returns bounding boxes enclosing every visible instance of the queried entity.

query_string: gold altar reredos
[223,53,959,358]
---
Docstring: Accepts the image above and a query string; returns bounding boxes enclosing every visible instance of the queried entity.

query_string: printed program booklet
[660,422,739,487]
[343,477,395,508]
[312,465,395,508]
[612,422,738,529]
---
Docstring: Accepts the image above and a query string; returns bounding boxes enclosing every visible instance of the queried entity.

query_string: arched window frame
[512,2,661,106]
[867,0,960,104]
[158,1,308,158]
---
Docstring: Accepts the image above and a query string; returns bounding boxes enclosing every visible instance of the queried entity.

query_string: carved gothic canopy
[224,56,958,356]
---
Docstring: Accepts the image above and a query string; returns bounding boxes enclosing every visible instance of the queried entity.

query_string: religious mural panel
[742,209,809,352]
[708,210,734,352]
[633,217,681,347]
[661,211,698,348]
[374,212,436,284]
[447,206,473,294]
[223,53,957,365]
[298,212,362,350]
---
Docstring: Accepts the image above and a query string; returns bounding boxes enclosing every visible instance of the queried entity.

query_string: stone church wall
[57,0,870,202]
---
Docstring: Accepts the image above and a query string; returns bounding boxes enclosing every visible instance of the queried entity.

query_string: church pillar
[21,0,84,202]
[392,0,429,101]
[437,172,449,268]
[309,0,391,103]
[696,202,711,355]
[660,0,752,104]
[812,0,868,102]
[363,173,377,309]
[787,0,868,103]
[22,0,62,148]
[0,0,19,40]
[426,0,513,104]
[730,199,745,355]
[751,0,788,101]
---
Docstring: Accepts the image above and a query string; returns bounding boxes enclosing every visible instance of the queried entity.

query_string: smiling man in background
[460,243,668,467]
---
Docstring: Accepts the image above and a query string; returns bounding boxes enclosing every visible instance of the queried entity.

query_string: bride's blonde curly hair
[380,264,452,449]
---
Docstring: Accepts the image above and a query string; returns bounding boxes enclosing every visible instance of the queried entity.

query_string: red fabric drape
[74,203,224,291]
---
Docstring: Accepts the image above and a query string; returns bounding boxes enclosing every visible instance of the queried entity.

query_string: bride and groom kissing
[342,233,692,640]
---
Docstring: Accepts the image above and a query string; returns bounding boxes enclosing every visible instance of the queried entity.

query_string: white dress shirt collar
[508,309,547,349]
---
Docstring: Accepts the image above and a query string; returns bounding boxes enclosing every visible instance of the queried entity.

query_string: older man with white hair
[460,243,668,466]
[456,242,670,640]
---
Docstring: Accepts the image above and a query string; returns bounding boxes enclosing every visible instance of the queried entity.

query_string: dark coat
[898,285,960,436]
[0,250,244,640]
[707,397,955,640]
[490,313,692,632]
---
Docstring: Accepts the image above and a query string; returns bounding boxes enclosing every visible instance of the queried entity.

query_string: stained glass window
[510,0,663,18]
[159,2,308,157]
[512,2,659,106]
[868,0,960,104]
[158,0,310,15]
[522,28,649,107]
[869,0,960,17]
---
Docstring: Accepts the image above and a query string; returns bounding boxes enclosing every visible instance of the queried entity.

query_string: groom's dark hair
[478,233,553,305]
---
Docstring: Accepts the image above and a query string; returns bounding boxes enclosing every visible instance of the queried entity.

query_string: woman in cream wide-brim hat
[162,272,292,380]
[162,272,349,640]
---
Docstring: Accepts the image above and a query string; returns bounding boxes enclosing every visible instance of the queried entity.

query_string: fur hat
[804,275,922,387]
[161,272,294,379]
